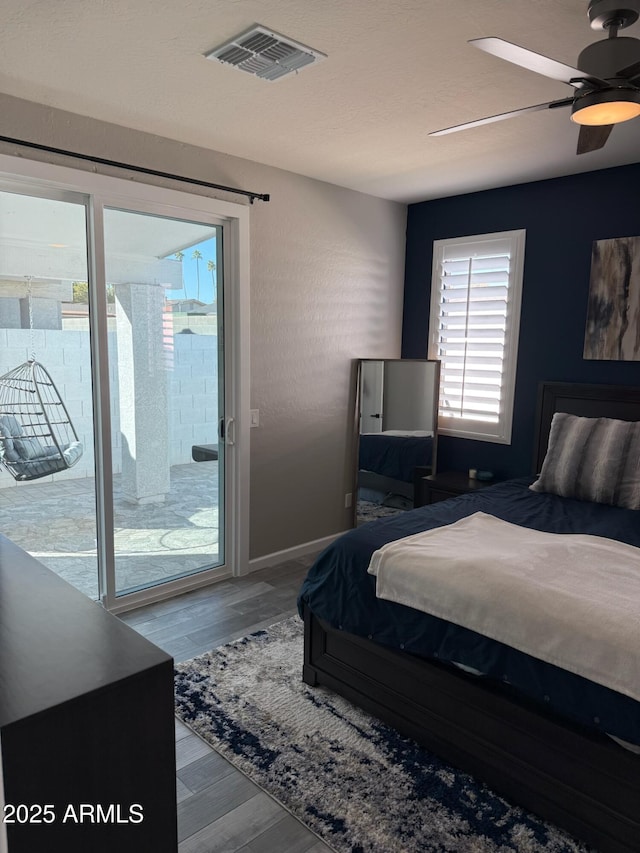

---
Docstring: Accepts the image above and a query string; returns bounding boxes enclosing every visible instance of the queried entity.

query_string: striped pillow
[530,413,640,510]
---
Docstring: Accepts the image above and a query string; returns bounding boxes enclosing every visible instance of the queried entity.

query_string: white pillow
[530,412,640,510]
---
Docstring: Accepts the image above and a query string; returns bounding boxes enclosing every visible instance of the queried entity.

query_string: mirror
[354,359,440,525]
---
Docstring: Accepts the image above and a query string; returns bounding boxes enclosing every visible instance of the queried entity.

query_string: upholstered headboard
[533,381,640,475]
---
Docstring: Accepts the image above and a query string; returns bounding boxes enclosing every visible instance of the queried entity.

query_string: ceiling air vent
[205,25,326,81]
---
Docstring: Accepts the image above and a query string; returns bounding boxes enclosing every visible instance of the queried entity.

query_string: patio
[0,460,220,601]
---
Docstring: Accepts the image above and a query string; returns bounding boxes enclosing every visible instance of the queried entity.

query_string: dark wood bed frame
[303,381,640,853]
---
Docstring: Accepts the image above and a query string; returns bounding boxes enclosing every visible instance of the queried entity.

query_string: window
[428,230,525,444]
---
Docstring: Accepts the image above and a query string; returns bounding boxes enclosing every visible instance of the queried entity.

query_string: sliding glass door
[0,156,248,611]
[102,208,225,596]
[0,189,100,600]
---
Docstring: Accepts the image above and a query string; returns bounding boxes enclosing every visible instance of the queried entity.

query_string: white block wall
[0,328,218,489]
[169,332,219,466]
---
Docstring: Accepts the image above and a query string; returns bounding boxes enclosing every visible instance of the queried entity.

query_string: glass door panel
[0,189,99,599]
[102,208,224,597]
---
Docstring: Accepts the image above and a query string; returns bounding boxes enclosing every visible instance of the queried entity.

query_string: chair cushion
[0,414,24,462]
[13,436,50,460]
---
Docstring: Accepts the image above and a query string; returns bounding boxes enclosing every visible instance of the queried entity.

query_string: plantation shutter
[429,231,525,444]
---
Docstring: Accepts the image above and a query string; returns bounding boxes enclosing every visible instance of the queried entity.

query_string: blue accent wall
[402,162,640,478]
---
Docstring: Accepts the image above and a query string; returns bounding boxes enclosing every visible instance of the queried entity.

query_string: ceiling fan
[430,0,640,153]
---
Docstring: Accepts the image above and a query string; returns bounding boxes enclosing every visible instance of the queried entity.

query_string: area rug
[356,499,404,526]
[174,617,591,853]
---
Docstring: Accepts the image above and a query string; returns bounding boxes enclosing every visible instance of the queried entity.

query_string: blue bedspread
[298,478,640,746]
[358,433,432,482]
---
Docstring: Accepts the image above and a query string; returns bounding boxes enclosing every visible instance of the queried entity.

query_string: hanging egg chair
[0,359,83,482]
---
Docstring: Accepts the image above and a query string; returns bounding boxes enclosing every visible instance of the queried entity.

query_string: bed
[298,381,640,853]
[357,430,434,505]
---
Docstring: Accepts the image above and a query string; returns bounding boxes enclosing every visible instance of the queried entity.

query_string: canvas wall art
[583,235,640,361]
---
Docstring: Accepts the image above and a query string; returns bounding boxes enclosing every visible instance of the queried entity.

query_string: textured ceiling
[0,0,639,202]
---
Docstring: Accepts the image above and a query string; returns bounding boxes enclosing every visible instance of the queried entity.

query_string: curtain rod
[0,134,270,203]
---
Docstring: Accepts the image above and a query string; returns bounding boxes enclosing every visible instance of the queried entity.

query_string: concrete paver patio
[0,460,220,600]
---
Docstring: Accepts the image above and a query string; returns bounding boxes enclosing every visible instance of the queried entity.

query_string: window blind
[436,242,512,423]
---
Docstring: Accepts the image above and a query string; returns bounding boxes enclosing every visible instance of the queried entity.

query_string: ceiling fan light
[571,87,640,125]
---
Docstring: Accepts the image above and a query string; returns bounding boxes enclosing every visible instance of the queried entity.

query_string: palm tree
[192,249,203,301]
[207,259,216,305]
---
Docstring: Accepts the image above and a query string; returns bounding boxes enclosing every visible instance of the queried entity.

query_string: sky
[165,236,217,304]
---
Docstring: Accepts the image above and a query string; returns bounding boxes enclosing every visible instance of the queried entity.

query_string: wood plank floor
[119,554,334,853]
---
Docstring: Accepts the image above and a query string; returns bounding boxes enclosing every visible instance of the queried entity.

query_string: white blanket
[368,512,640,701]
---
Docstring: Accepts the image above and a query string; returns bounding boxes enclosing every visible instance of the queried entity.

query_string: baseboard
[246,530,349,574]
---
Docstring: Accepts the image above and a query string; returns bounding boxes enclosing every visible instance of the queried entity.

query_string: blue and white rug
[357,499,404,526]
[174,617,591,853]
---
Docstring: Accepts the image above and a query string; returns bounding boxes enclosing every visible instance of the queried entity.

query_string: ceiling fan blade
[576,124,614,154]
[616,58,640,81]
[576,124,613,154]
[470,37,608,90]
[430,98,572,137]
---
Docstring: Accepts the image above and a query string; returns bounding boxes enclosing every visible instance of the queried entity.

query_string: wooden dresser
[0,534,177,852]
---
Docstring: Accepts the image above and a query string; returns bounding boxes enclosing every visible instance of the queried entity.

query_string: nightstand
[415,470,497,507]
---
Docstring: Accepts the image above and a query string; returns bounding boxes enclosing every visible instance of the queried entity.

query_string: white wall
[0,327,218,489]
[384,361,437,431]
[0,92,407,559]
[169,331,219,464]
